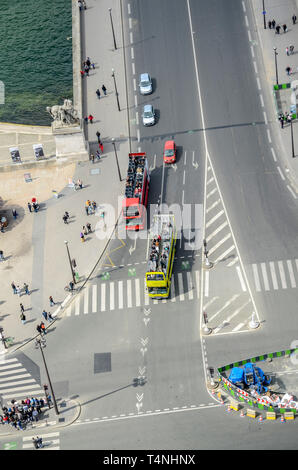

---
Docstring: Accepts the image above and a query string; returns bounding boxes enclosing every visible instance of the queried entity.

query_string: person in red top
[80,70,85,78]
[88,114,94,124]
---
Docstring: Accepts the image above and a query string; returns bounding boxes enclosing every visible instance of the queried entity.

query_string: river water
[0,0,72,126]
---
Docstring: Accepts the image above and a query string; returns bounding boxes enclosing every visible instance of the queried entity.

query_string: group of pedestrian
[278,111,293,128]
[27,201,39,213]
[11,281,30,297]
[81,56,95,78]
[82,223,92,236]
[78,0,87,11]
[285,45,295,56]
[96,84,107,99]
[0,397,47,431]
[85,200,97,215]
[42,309,54,322]
[36,321,47,335]
[84,114,94,124]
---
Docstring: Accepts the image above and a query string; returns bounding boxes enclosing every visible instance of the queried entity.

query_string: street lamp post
[290,117,295,158]
[111,138,122,182]
[111,68,120,112]
[35,336,59,415]
[262,0,267,29]
[273,47,279,85]
[64,240,76,285]
[108,8,117,50]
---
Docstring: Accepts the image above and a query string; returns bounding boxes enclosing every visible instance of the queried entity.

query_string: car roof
[144,104,153,111]
[164,140,175,149]
[140,73,150,80]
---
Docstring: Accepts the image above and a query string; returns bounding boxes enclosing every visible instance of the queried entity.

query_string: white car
[142,104,155,126]
[139,73,152,95]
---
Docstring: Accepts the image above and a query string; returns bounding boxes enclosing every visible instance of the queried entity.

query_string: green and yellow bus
[145,214,176,299]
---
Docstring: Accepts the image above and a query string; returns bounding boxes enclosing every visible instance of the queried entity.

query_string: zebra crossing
[251,259,298,292]
[63,270,201,317]
[205,163,238,267]
[0,357,43,403]
[22,432,60,450]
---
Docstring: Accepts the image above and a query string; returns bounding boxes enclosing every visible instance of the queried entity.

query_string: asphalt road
[2,0,298,451]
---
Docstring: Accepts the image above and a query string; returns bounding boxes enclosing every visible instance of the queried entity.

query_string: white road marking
[206,209,224,228]
[263,111,268,125]
[260,263,270,290]
[253,61,258,74]
[256,76,261,90]
[135,278,141,307]
[118,281,123,309]
[251,45,255,58]
[131,47,134,60]
[204,271,209,298]
[252,264,261,291]
[277,166,285,180]
[287,185,297,199]
[278,261,287,289]
[84,285,89,314]
[178,273,185,301]
[92,285,97,313]
[127,280,132,308]
[245,15,249,27]
[110,282,115,311]
[206,221,228,241]
[213,244,235,264]
[101,283,106,312]
[259,94,264,107]
[287,260,296,288]
[75,296,80,315]
[128,3,131,15]
[267,129,272,143]
[271,147,277,162]
[236,266,247,291]
[208,233,231,256]
[269,262,278,290]
[187,272,194,300]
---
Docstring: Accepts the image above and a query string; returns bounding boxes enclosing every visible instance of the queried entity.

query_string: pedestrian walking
[24,283,30,295]
[96,149,101,160]
[11,282,17,294]
[80,70,85,78]
[12,209,17,220]
[96,131,101,143]
[102,84,107,96]
[84,65,90,76]
[69,281,74,291]
[27,202,32,213]
[85,205,89,216]
[86,57,91,68]
[36,324,42,335]
[0,250,4,261]
[82,0,87,9]
[78,0,82,11]
[32,409,38,422]
[283,24,287,33]
[96,88,101,99]
[88,114,94,124]
[63,214,68,224]
[276,25,281,34]
[80,232,85,242]
[286,47,289,56]
[83,225,88,236]
[272,19,276,29]
[20,312,26,325]
[65,211,70,221]
[86,222,92,233]
[90,153,95,163]
[20,303,25,313]
[49,296,55,307]
[40,322,46,335]
[77,179,83,189]
[42,310,48,321]
[91,62,95,69]
[268,20,272,29]
[279,113,284,128]
[84,116,88,124]
[99,141,104,152]
[16,285,22,297]
[48,312,54,322]
[286,66,292,75]
[290,45,294,54]
[287,113,292,123]
[292,14,297,24]
[92,201,97,211]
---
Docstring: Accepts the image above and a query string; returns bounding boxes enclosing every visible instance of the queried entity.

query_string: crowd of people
[0,396,50,431]
[278,111,294,128]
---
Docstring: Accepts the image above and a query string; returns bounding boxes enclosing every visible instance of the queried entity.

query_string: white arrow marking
[143,317,150,326]
[136,402,143,413]
[129,236,137,255]
[171,163,177,172]
[149,154,156,171]
[140,337,149,346]
[144,308,151,316]
[140,347,147,356]
[136,393,144,402]
[192,151,199,169]
[138,366,146,376]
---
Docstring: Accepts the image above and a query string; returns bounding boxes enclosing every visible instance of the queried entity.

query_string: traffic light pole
[36,338,59,415]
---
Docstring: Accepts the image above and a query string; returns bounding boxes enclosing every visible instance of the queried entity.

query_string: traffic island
[216,347,298,421]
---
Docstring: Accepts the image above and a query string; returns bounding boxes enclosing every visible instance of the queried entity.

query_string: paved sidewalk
[0,0,128,353]
[251,0,298,192]
[0,398,80,437]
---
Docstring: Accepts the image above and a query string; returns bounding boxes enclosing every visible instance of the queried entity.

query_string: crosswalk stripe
[187,272,194,300]
[252,264,261,291]
[170,278,176,302]
[23,440,60,448]
[65,305,72,317]
[213,244,235,263]
[92,285,97,312]
[0,378,37,388]
[84,286,89,314]
[110,282,115,310]
[206,221,228,242]
[206,199,220,214]
[269,262,278,290]
[101,284,106,312]
[206,210,224,228]
[23,432,60,441]
[0,372,30,383]
[75,296,80,315]
[0,363,24,371]
[278,261,287,289]
[127,280,132,308]
[204,270,209,298]
[178,273,185,301]
[118,281,123,309]
[135,279,141,307]
[1,383,42,394]
[0,368,27,377]
[261,263,270,291]
[0,358,18,365]
[236,266,247,292]
[287,260,296,288]
[195,270,200,299]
